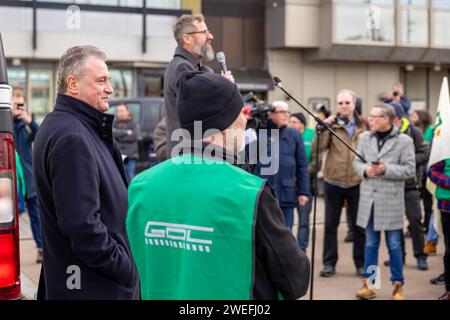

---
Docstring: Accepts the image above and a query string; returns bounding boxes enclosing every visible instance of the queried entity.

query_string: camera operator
[384,82,411,115]
[312,89,367,278]
[253,101,310,231]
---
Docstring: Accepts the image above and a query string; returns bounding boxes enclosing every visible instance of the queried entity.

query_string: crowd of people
[274,84,449,300]
[13,13,449,301]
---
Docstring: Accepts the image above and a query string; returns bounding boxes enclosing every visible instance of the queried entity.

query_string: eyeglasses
[274,110,291,115]
[368,114,386,118]
[338,101,352,105]
[186,29,210,36]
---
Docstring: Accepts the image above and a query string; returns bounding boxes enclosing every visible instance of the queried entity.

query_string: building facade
[266,0,450,117]
[1,0,449,122]
[1,0,199,122]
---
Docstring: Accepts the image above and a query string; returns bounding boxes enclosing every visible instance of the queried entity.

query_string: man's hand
[365,165,379,179]
[221,70,235,84]
[298,195,309,206]
[372,160,386,176]
[17,109,32,125]
[323,115,336,126]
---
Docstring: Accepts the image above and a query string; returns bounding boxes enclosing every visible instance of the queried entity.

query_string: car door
[0,32,21,300]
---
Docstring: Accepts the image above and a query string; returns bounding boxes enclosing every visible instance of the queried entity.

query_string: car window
[141,101,164,134]
[108,102,141,123]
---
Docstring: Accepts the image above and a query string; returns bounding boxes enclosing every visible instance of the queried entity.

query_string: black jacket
[163,47,213,156]
[113,119,139,159]
[402,121,430,190]
[254,183,311,299]
[33,94,140,300]
[254,123,310,208]
[13,118,39,198]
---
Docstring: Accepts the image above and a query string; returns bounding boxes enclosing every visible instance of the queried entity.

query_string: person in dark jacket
[127,71,310,300]
[390,102,430,270]
[164,13,234,157]
[113,104,140,182]
[12,90,43,263]
[384,83,412,115]
[33,45,140,300]
[254,101,310,231]
[153,116,168,163]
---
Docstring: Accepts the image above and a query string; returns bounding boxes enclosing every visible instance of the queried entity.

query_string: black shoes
[36,249,43,264]
[417,258,429,271]
[356,267,365,277]
[319,265,336,277]
[344,231,354,243]
[430,273,445,285]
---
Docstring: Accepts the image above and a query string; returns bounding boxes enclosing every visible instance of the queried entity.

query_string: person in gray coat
[353,103,415,300]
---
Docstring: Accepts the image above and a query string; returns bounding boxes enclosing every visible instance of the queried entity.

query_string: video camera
[333,115,350,126]
[243,92,275,129]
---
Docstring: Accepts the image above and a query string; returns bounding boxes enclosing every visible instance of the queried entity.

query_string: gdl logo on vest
[144,221,214,253]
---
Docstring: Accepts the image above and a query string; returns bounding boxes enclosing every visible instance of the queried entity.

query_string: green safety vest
[126,154,265,300]
[435,159,450,201]
[302,127,315,164]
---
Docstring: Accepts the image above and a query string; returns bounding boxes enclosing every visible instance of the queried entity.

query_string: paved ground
[19,197,446,300]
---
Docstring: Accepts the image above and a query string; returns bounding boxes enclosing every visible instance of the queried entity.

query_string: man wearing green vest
[127,71,310,300]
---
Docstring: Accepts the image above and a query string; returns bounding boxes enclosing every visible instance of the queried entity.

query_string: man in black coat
[33,45,140,300]
[164,13,234,157]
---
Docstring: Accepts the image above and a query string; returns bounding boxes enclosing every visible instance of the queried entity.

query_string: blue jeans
[26,196,43,249]
[125,159,137,182]
[281,207,294,230]
[297,194,312,251]
[364,213,404,284]
[426,211,439,244]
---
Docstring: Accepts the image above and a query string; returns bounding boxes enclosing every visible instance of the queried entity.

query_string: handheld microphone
[216,52,228,73]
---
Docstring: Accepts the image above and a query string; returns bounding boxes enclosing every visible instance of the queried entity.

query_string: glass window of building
[400,0,429,46]
[146,0,180,9]
[41,0,180,7]
[142,75,163,97]
[400,0,427,5]
[28,70,53,124]
[434,0,450,9]
[40,0,143,7]
[433,0,450,47]
[8,67,27,94]
[110,69,134,98]
[334,0,395,44]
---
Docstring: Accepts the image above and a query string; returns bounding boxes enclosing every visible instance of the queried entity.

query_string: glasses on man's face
[338,101,352,106]
[368,114,385,119]
[186,29,210,36]
[274,110,291,116]
[14,103,25,110]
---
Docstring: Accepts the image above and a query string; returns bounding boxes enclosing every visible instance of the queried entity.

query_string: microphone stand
[272,76,367,300]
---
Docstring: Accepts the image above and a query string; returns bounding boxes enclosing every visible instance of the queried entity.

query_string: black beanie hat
[291,112,307,126]
[176,71,244,137]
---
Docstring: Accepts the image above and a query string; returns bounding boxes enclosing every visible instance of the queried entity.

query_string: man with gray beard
[164,14,234,157]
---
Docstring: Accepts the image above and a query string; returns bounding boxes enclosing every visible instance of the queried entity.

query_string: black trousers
[323,182,365,268]
[403,189,426,259]
[420,184,434,232]
[442,211,450,292]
